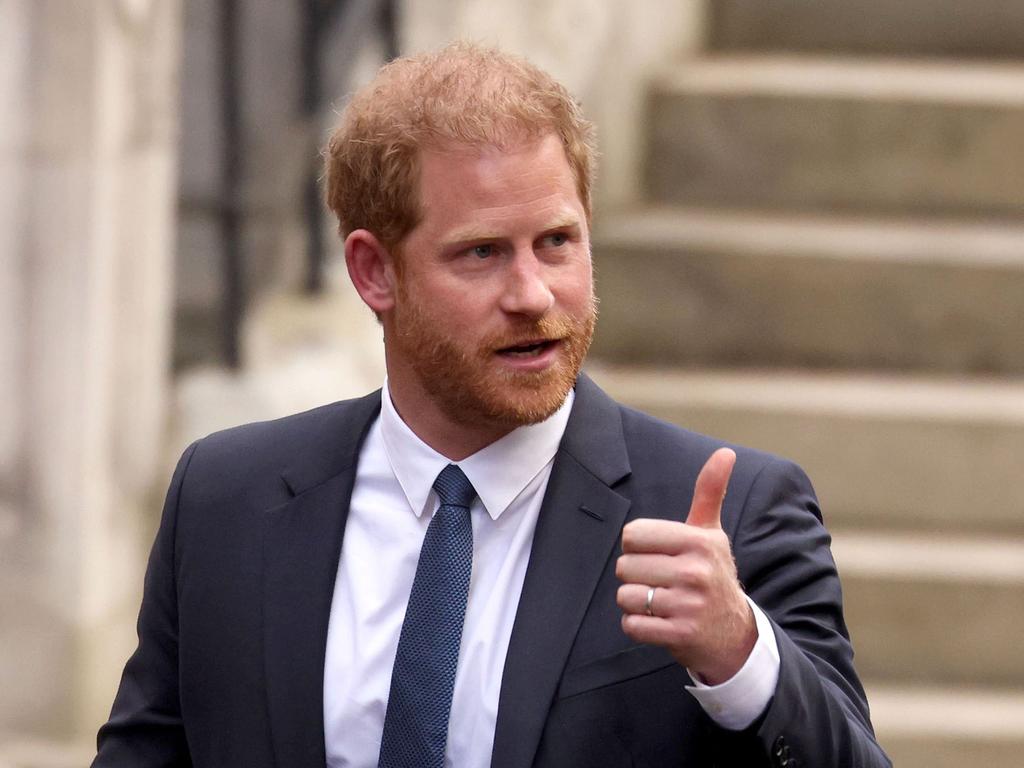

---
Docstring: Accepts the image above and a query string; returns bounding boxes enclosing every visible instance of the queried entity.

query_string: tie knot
[433,464,476,509]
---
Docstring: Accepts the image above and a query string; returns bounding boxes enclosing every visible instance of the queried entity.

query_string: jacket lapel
[491,375,632,768]
[262,391,381,767]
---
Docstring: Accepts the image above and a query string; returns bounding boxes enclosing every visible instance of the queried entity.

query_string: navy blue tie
[378,464,476,768]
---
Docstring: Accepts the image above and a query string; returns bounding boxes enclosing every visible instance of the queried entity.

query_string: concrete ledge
[646,57,1024,216]
[0,739,93,768]
[867,684,1024,768]
[710,0,1024,59]
[587,365,1024,534]
[658,56,1024,104]
[834,530,1024,686]
[593,207,1024,374]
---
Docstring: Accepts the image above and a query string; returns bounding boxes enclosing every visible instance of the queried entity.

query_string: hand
[615,448,757,684]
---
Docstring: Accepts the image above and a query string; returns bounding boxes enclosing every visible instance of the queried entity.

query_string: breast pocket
[557,643,684,699]
[538,645,708,768]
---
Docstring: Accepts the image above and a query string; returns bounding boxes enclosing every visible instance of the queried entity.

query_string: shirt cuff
[684,596,780,731]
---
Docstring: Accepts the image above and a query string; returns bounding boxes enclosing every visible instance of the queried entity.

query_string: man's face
[385,133,596,435]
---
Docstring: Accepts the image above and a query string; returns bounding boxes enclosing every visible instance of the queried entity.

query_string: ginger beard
[391,277,597,431]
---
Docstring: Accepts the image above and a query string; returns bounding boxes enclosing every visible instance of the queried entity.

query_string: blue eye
[472,244,494,259]
[546,233,568,247]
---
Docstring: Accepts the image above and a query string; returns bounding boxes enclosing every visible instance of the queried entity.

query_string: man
[95,44,890,767]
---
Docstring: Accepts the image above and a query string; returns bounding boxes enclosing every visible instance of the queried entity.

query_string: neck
[386,378,514,461]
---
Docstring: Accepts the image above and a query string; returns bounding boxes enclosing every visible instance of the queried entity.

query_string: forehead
[414,134,584,236]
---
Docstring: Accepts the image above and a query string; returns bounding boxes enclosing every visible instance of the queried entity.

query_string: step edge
[656,54,1024,105]
[831,530,1024,583]
[866,684,1024,738]
[587,365,1024,425]
[594,207,1024,268]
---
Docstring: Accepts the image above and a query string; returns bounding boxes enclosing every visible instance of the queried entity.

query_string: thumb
[685,448,736,529]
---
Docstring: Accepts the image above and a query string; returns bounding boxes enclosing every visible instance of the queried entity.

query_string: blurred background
[2,1,1023,766]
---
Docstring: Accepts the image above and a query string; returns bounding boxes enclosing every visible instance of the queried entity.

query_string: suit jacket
[94,374,890,767]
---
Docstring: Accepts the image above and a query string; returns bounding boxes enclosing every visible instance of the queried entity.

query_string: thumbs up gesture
[615,448,757,684]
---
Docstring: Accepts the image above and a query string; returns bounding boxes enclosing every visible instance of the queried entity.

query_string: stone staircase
[588,5,1024,766]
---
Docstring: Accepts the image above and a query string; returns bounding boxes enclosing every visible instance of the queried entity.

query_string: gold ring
[644,586,656,617]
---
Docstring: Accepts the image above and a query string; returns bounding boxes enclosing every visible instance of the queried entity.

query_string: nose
[499,250,555,318]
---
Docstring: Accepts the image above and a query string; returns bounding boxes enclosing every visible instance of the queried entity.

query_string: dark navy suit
[94,375,890,767]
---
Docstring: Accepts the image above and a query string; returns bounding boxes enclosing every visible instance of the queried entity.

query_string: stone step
[645,56,1024,217]
[833,530,1024,687]
[0,739,93,768]
[586,366,1024,535]
[592,207,1024,375]
[709,0,1024,59]
[867,685,1024,768]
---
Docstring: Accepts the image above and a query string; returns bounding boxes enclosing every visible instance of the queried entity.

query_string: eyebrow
[443,215,582,246]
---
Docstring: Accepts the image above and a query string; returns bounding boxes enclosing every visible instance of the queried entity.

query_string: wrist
[691,600,758,685]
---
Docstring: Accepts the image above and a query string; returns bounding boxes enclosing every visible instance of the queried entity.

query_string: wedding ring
[644,586,656,617]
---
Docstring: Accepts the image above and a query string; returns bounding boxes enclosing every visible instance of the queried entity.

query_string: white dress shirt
[323,383,780,767]
[324,385,574,767]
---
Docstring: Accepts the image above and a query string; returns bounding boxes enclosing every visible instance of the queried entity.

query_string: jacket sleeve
[92,442,199,768]
[716,457,892,768]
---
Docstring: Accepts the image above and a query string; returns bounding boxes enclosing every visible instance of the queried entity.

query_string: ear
[345,229,397,315]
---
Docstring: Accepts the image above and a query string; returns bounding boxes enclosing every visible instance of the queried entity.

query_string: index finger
[621,518,700,555]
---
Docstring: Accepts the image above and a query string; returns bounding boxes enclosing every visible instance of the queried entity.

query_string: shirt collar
[379,381,574,521]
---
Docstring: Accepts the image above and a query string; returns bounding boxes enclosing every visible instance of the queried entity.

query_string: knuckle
[688,593,712,626]
[672,618,697,644]
[670,559,691,586]
[615,584,629,608]
[621,614,639,637]
[693,560,714,585]
[709,529,732,553]
[692,530,715,555]
[672,558,712,588]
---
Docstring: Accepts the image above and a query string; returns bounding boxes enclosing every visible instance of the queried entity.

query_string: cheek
[429,292,494,338]
[556,265,595,309]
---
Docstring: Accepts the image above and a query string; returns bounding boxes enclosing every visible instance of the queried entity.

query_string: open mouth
[497,339,558,358]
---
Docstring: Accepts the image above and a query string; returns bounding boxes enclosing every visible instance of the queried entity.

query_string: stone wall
[0,0,703,758]
[0,0,182,755]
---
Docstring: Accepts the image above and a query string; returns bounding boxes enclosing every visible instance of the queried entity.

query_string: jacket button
[772,736,792,767]
[773,735,787,757]
[770,733,786,757]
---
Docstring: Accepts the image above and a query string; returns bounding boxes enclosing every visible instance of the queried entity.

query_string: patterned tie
[378,464,476,768]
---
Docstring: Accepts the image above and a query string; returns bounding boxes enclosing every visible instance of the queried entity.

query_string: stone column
[0,0,182,755]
